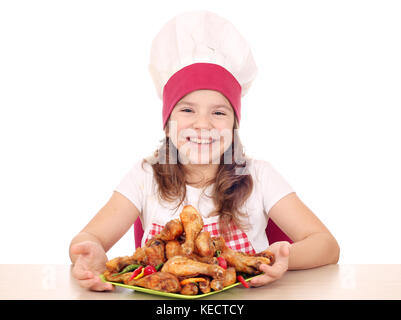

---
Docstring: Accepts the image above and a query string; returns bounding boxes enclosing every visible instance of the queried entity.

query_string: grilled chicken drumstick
[210,267,237,291]
[161,256,225,280]
[180,205,204,255]
[195,231,216,257]
[154,218,184,241]
[125,271,181,293]
[212,236,273,274]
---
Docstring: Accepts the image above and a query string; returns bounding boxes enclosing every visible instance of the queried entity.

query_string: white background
[1,0,400,264]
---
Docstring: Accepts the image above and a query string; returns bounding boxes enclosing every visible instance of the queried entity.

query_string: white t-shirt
[114,158,294,253]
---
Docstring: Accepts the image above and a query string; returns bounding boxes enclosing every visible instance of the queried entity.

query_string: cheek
[168,124,190,146]
[216,126,233,143]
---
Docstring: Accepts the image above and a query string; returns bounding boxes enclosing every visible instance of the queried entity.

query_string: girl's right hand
[70,241,114,291]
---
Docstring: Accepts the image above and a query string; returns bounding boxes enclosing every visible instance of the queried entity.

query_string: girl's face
[167,90,235,165]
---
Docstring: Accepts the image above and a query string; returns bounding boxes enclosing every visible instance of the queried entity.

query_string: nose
[192,112,212,130]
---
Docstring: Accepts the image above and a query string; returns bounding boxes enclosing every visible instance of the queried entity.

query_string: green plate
[100,274,256,299]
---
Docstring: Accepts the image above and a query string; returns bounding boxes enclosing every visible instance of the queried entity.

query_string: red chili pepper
[217,257,227,270]
[144,265,157,276]
[237,275,250,288]
[128,266,143,281]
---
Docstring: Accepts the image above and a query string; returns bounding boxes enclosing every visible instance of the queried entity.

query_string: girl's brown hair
[142,118,253,240]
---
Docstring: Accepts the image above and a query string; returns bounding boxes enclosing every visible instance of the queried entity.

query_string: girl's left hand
[249,241,291,287]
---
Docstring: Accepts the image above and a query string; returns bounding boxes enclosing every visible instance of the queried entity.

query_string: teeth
[189,137,213,144]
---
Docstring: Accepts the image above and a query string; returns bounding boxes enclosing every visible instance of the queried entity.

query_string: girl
[69,10,339,292]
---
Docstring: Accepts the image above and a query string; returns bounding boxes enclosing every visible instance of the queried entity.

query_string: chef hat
[148,10,258,128]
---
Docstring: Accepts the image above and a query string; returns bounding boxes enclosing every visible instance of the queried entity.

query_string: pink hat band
[162,63,242,128]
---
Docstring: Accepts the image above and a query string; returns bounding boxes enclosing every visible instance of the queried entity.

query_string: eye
[181,108,193,113]
[214,111,226,116]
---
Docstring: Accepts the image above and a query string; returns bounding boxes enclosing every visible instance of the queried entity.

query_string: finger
[72,255,92,279]
[78,279,113,291]
[77,278,98,289]
[87,276,114,291]
[249,263,287,287]
[249,274,276,287]
[72,267,94,281]
[92,282,114,292]
[260,263,287,279]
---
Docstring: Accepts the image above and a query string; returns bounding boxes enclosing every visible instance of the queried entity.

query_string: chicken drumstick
[180,205,204,255]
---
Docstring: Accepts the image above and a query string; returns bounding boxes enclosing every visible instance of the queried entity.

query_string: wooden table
[1,264,400,300]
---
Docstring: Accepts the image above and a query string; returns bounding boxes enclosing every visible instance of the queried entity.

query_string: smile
[186,137,215,145]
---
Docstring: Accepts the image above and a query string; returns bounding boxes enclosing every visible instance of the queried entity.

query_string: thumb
[280,242,290,257]
[71,241,93,256]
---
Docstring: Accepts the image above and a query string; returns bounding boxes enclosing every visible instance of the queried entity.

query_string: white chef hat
[148,10,258,128]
